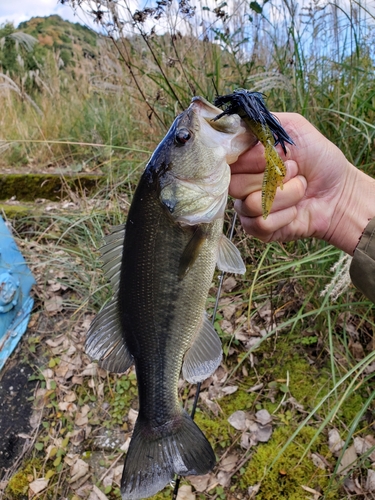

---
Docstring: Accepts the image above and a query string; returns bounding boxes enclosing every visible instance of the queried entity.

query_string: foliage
[0,22,46,84]
[1,2,375,499]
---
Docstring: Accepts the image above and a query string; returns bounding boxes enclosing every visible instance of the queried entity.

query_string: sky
[0,0,87,28]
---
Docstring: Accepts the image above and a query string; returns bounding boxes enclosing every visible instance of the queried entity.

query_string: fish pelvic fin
[183,313,222,383]
[217,234,246,274]
[121,411,215,500]
[86,296,134,373]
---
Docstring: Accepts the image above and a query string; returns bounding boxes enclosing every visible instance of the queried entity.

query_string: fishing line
[172,211,238,500]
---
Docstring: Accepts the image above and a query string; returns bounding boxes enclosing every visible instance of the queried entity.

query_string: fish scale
[120,175,220,424]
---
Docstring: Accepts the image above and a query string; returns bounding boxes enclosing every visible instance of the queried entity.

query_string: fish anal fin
[86,297,133,373]
[217,234,246,274]
[178,226,206,280]
[182,314,222,383]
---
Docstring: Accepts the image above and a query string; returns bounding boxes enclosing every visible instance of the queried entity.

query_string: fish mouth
[190,96,242,134]
[191,96,222,119]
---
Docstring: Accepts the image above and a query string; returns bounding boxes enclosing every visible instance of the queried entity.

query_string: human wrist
[327,165,375,255]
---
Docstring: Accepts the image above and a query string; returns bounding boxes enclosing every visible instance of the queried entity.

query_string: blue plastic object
[0,217,35,371]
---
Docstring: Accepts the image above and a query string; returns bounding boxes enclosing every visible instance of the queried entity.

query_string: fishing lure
[214,90,295,218]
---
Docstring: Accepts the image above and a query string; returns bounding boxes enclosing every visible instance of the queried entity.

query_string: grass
[1,1,375,499]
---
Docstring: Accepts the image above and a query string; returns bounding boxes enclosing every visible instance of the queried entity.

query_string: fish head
[157,96,257,225]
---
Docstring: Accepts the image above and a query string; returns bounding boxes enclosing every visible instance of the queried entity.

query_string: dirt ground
[0,361,36,478]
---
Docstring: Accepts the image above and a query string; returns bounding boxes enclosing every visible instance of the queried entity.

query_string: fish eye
[175,128,191,144]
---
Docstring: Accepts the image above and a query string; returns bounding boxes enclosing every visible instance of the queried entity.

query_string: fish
[85,94,293,500]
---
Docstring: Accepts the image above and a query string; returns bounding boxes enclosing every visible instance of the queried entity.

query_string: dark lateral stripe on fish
[213,90,295,154]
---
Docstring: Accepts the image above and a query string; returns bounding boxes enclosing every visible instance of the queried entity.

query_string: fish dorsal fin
[182,314,222,383]
[178,226,206,280]
[86,296,134,373]
[100,224,125,292]
[217,234,246,274]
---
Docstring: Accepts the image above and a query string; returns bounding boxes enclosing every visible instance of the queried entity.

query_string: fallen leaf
[328,429,345,456]
[354,435,375,460]
[311,453,327,470]
[28,478,49,496]
[176,484,195,500]
[255,409,272,426]
[248,484,261,498]
[102,469,114,488]
[366,469,375,492]
[200,392,221,416]
[337,444,357,474]
[64,390,77,402]
[45,335,65,348]
[222,277,237,292]
[256,423,272,443]
[221,319,234,334]
[45,295,63,313]
[58,402,77,414]
[217,470,232,487]
[219,386,238,397]
[187,473,213,492]
[0,481,8,491]
[228,411,247,431]
[113,465,124,485]
[219,453,238,472]
[301,484,322,498]
[128,408,139,426]
[80,363,98,377]
[222,303,236,320]
[120,436,131,452]
[68,429,86,446]
[69,458,89,483]
[88,485,109,500]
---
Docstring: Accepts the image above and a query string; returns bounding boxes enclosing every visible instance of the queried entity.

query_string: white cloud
[0,0,92,28]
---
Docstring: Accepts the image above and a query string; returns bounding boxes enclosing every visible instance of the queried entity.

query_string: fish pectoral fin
[178,226,206,280]
[217,234,246,274]
[100,224,125,293]
[86,296,133,373]
[182,314,222,383]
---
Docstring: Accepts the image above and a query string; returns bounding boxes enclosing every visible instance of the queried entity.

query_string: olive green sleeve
[349,217,375,304]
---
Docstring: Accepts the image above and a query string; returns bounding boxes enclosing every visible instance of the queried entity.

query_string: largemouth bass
[86,94,292,499]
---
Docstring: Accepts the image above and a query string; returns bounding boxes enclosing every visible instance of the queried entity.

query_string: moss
[194,408,234,450]
[259,349,331,410]
[338,391,365,424]
[6,459,43,499]
[241,426,338,499]
[0,173,103,201]
[0,203,35,218]
[220,381,257,414]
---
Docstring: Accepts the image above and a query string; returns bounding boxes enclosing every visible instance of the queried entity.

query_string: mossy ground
[241,426,336,500]
[0,173,102,201]
[6,459,44,499]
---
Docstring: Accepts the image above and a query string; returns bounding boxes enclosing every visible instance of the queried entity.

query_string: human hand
[230,113,375,255]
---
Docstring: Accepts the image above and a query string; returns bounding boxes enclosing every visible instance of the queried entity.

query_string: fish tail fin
[121,410,215,499]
